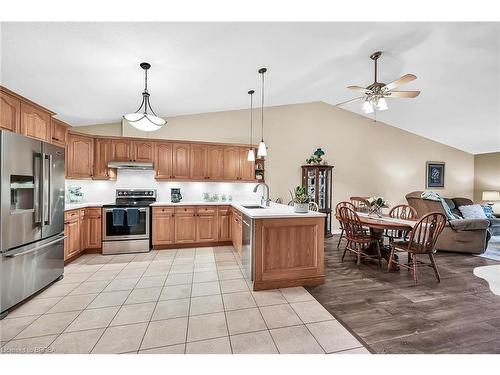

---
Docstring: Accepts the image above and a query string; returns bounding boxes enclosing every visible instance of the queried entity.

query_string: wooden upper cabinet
[172,143,190,179]
[0,91,20,133]
[239,147,255,181]
[207,145,224,180]
[93,138,116,180]
[190,144,208,180]
[66,133,94,179]
[51,119,69,147]
[133,141,154,162]
[20,102,51,142]
[111,139,133,161]
[155,142,173,179]
[223,146,240,180]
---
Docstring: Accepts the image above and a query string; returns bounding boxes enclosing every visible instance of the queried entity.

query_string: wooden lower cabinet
[64,212,81,261]
[152,207,175,245]
[64,207,102,262]
[196,207,218,242]
[218,206,231,242]
[174,214,197,244]
[152,205,233,248]
[83,208,102,249]
[231,209,243,254]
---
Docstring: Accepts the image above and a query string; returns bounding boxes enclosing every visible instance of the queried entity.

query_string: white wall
[65,170,261,203]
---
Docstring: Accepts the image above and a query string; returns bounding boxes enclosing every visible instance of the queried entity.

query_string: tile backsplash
[65,170,261,203]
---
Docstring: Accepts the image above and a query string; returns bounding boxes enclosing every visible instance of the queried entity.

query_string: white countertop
[65,202,111,211]
[152,201,326,219]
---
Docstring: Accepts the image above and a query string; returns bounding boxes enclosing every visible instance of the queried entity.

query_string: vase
[369,206,383,218]
[294,203,309,213]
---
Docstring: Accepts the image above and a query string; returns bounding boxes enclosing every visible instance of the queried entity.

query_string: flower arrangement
[367,196,389,217]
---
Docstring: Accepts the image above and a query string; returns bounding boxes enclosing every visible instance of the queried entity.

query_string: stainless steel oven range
[102,189,156,255]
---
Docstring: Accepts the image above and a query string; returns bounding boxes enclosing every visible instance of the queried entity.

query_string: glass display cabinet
[301,165,333,237]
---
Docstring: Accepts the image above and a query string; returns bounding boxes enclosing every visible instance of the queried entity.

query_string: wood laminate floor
[306,235,500,354]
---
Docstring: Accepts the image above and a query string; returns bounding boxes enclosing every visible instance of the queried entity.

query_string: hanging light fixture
[123,62,167,132]
[247,90,256,162]
[257,67,268,157]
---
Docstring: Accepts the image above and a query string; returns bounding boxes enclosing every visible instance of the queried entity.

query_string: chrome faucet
[253,183,271,207]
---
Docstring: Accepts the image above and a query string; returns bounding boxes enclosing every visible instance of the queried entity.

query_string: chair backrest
[407,212,447,254]
[275,197,283,204]
[335,201,355,214]
[309,202,319,212]
[350,197,370,212]
[338,206,366,240]
[389,204,418,220]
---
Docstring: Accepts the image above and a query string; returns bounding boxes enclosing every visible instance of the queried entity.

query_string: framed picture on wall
[426,161,445,188]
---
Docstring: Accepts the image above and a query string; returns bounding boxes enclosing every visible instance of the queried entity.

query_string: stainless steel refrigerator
[0,130,65,319]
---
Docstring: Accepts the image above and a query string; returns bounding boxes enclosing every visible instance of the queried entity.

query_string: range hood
[107,161,153,170]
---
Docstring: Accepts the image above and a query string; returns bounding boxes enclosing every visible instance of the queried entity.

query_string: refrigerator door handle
[43,153,52,226]
[3,234,66,258]
[33,152,43,226]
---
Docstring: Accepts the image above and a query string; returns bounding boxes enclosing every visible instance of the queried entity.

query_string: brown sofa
[405,191,490,254]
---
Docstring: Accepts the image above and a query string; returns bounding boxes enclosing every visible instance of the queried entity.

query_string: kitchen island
[151,201,326,291]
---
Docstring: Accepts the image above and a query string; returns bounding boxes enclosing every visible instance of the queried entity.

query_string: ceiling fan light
[377,97,388,111]
[257,141,267,157]
[362,100,374,114]
[247,149,255,161]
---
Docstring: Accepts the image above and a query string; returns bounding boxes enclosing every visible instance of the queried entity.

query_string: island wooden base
[252,217,325,291]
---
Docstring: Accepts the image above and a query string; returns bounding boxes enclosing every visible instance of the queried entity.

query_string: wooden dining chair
[385,204,418,242]
[335,201,356,249]
[387,212,447,284]
[350,197,370,213]
[338,207,382,267]
[308,202,319,212]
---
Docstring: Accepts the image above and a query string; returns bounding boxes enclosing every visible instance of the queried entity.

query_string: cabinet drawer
[217,206,231,215]
[197,206,217,215]
[174,206,196,215]
[153,207,175,216]
[64,209,79,222]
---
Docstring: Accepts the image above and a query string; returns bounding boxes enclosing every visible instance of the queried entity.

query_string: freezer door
[41,142,65,239]
[0,232,64,314]
[0,131,43,252]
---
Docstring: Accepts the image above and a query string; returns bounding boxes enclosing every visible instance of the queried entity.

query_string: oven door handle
[103,207,149,212]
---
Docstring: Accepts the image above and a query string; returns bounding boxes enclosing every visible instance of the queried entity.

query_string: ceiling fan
[337,51,420,114]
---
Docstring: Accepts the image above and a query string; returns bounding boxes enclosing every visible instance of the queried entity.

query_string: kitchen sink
[242,205,266,209]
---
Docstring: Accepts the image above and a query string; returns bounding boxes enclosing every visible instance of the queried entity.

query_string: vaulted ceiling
[1,22,498,154]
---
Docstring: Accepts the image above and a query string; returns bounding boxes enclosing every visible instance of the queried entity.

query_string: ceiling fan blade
[347,85,371,93]
[386,90,421,98]
[336,97,364,106]
[383,74,417,91]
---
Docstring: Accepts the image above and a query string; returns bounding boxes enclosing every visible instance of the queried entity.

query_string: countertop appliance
[0,130,65,319]
[171,188,182,203]
[102,189,156,255]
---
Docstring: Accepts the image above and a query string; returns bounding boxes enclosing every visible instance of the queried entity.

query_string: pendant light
[257,67,268,157]
[123,62,167,132]
[247,90,256,161]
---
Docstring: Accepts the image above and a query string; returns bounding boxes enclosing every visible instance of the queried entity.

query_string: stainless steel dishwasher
[241,214,253,280]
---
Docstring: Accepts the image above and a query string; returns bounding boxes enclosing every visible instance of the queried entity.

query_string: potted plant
[289,186,311,213]
[367,196,389,218]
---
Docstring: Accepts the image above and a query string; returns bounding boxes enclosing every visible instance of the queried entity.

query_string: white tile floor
[0,246,369,354]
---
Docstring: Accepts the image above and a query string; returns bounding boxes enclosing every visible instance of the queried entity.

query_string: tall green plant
[289,186,310,204]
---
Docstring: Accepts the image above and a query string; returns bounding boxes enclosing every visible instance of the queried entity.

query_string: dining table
[336,211,417,264]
